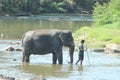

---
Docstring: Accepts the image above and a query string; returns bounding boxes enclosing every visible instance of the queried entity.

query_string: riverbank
[73,26,120,53]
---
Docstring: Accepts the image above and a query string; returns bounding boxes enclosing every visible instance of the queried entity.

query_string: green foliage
[73,26,90,37]
[93,2,108,25]
[93,0,120,27]
[0,0,110,15]
[112,37,120,44]
[73,26,90,44]
[73,27,120,48]
[73,0,109,13]
[74,0,120,48]
[86,27,120,42]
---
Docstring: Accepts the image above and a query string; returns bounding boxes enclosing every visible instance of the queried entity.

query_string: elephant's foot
[58,58,63,64]
[22,59,29,63]
[53,61,57,64]
[53,62,56,64]
[58,62,62,64]
[58,60,62,64]
[52,53,57,64]
[22,56,30,62]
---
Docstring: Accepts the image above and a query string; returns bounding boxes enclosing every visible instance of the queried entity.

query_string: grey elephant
[22,29,75,64]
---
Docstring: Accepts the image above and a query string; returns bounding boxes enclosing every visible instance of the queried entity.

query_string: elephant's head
[59,30,75,64]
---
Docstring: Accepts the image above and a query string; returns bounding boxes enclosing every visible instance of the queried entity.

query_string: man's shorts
[79,54,84,60]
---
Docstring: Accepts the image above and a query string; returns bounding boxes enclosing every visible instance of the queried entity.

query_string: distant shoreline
[0,12,91,17]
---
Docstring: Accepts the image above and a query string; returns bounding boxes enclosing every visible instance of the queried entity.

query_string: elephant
[22,29,75,64]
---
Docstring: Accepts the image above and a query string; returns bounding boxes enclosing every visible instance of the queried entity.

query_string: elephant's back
[23,31,35,38]
[32,29,60,35]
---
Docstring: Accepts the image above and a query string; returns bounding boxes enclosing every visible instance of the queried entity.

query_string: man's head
[81,39,85,44]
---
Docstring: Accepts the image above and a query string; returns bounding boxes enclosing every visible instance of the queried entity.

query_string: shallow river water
[0,15,120,80]
[0,40,120,80]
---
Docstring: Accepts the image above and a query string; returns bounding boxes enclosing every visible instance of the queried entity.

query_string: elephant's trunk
[69,41,75,64]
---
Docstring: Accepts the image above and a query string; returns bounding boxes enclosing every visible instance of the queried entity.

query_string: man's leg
[75,59,80,65]
[80,60,83,65]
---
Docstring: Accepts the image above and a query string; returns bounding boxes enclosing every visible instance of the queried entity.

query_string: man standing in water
[75,39,87,66]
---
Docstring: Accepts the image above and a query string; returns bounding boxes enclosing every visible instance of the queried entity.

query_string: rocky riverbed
[93,43,120,54]
[0,40,120,80]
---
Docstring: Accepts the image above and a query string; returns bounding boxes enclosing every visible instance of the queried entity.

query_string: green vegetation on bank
[73,0,120,48]
[93,0,120,27]
[73,26,120,48]
[0,0,109,15]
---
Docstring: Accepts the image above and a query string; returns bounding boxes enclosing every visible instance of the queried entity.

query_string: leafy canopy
[93,0,120,28]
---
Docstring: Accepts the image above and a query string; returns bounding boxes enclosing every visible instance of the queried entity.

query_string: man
[75,39,86,66]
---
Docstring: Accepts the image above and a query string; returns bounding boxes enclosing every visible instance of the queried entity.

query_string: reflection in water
[21,63,76,77]
[0,43,120,80]
[0,15,92,39]
[78,66,83,71]
[68,65,74,71]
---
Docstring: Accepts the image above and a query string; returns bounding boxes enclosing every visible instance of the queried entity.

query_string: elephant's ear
[59,32,66,43]
[59,30,72,42]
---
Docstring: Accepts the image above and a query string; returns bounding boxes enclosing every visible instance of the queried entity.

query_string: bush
[73,26,120,48]
[93,0,120,28]
[112,37,120,44]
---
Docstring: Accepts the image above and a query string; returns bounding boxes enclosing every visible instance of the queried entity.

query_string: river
[0,42,120,80]
[0,14,120,80]
[0,14,92,39]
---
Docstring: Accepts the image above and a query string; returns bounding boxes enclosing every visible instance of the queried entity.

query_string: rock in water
[5,46,15,51]
[0,75,15,80]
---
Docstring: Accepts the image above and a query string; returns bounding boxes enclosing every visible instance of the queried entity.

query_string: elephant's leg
[22,49,30,62]
[22,50,25,62]
[57,52,63,64]
[52,52,57,64]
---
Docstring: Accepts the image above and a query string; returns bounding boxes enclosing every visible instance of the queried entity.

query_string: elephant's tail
[21,33,26,47]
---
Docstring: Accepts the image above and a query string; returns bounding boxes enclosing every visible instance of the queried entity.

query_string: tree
[73,0,110,13]
[93,0,120,27]
[0,0,110,15]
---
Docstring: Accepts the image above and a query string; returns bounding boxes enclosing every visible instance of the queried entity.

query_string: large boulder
[15,48,23,51]
[4,46,23,51]
[0,75,15,80]
[93,48,105,52]
[5,46,15,51]
[105,43,120,53]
